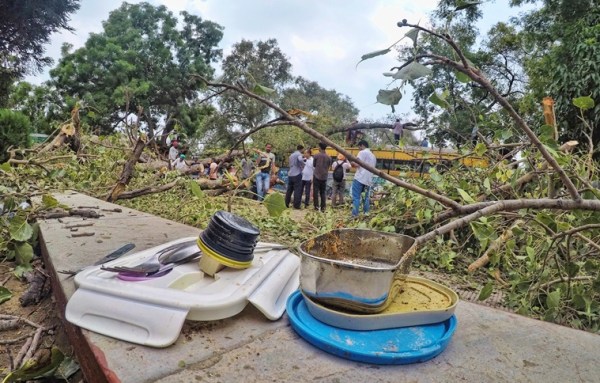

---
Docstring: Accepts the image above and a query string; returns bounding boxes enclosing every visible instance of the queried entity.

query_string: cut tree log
[106,137,146,202]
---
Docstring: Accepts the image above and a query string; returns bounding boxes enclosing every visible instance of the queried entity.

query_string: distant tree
[269,77,359,149]
[203,39,293,147]
[8,82,66,134]
[0,0,80,107]
[0,109,31,162]
[415,0,600,151]
[50,2,223,142]
[394,5,527,148]
[512,0,600,150]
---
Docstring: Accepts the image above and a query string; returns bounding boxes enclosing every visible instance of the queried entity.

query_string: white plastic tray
[66,237,300,347]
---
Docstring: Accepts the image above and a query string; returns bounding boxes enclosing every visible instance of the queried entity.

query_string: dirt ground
[0,260,77,381]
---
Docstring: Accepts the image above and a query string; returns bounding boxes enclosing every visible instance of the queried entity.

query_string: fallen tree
[195,20,600,280]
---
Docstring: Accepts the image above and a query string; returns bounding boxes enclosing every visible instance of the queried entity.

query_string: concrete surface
[38,192,600,383]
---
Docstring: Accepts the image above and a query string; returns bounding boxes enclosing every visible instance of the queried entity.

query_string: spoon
[116,251,202,280]
[101,239,199,274]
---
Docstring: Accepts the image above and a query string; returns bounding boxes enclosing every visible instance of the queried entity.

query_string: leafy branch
[195,20,600,276]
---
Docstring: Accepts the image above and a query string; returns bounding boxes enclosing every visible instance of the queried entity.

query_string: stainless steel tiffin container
[298,229,415,313]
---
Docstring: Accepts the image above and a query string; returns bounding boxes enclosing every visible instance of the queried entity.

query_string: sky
[26,0,530,122]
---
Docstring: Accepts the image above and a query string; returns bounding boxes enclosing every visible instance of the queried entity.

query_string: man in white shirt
[173,153,189,171]
[351,140,377,217]
[301,149,314,208]
[168,140,179,167]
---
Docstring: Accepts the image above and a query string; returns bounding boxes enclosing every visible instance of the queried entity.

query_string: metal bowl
[298,229,415,313]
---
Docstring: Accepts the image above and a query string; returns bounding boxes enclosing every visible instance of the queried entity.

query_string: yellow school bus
[312,145,489,178]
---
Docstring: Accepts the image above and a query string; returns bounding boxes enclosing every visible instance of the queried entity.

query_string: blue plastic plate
[286,290,457,365]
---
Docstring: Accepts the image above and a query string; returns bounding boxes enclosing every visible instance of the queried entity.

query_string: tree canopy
[201,39,293,148]
[381,0,599,153]
[50,2,223,140]
[0,0,80,107]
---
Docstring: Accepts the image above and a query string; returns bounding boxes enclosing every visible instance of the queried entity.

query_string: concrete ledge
[39,192,600,382]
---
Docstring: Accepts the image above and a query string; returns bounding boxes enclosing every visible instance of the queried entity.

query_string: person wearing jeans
[255,143,275,201]
[285,145,305,209]
[351,179,371,216]
[351,140,377,217]
[256,172,270,201]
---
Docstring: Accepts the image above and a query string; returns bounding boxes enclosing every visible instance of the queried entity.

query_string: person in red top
[312,142,332,212]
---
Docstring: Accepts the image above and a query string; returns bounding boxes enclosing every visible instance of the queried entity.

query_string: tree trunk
[106,137,146,202]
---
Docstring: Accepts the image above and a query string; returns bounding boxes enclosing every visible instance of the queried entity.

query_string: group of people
[169,138,378,217]
[283,140,377,217]
[169,139,237,181]
[284,142,331,212]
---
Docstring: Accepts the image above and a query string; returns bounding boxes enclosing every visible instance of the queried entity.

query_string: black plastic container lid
[199,232,254,263]
[202,226,256,253]
[213,211,260,236]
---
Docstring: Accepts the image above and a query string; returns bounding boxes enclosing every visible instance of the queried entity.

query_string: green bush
[0,109,31,162]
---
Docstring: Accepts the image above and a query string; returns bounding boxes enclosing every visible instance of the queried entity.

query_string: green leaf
[405,28,419,42]
[9,216,33,241]
[42,194,59,208]
[500,129,513,140]
[546,289,561,309]
[189,180,205,199]
[428,168,442,182]
[30,222,40,247]
[456,188,475,203]
[15,242,34,265]
[455,71,471,83]
[393,62,432,80]
[263,192,286,218]
[252,84,275,96]
[3,347,65,382]
[0,162,11,172]
[478,282,493,301]
[54,357,80,380]
[525,246,536,261]
[474,142,487,156]
[583,260,599,273]
[3,196,17,212]
[357,48,391,67]
[429,91,450,109]
[483,177,491,192]
[455,1,483,11]
[539,124,556,143]
[565,262,580,278]
[376,89,402,106]
[14,264,33,278]
[572,96,594,111]
[0,286,12,304]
